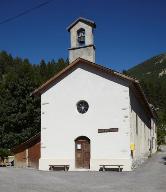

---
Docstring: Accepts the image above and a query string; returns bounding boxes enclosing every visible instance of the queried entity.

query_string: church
[14,17,157,171]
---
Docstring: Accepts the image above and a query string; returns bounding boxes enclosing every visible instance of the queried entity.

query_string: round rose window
[77,100,89,114]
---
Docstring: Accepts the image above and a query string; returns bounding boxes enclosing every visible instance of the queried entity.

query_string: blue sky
[0,0,166,71]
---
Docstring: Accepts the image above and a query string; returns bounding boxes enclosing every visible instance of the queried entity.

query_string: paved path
[0,146,166,192]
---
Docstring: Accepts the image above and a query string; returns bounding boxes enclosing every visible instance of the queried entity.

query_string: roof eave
[31,58,156,119]
[132,82,157,119]
[67,17,96,32]
[11,133,41,154]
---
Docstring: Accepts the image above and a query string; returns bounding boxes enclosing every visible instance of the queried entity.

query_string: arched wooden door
[75,136,90,169]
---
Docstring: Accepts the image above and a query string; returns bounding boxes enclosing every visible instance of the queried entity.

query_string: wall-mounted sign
[77,144,81,149]
[98,128,119,133]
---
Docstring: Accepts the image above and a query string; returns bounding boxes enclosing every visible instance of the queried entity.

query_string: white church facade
[33,18,157,171]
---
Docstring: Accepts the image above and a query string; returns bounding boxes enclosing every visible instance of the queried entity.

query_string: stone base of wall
[132,153,150,170]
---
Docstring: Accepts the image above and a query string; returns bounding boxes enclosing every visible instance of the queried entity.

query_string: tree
[0,51,68,151]
[0,148,11,163]
[157,123,166,149]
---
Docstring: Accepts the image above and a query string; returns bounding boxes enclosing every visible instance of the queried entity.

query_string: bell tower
[67,17,96,63]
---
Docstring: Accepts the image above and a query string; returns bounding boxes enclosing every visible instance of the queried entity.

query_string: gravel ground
[0,146,166,192]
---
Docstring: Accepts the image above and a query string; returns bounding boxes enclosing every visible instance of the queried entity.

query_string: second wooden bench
[100,165,124,172]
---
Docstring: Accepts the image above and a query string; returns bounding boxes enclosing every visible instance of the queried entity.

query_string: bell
[78,36,85,43]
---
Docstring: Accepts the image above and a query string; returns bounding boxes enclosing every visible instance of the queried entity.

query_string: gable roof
[32,58,157,119]
[67,17,96,32]
[32,58,137,95]
[11,133,40,154]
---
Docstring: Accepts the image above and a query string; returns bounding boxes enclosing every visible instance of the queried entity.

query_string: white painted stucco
[69,45,95,64]
[40,63,132,171]
[129,89,157,168]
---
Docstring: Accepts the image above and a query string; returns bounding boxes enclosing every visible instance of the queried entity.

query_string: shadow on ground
[162,157,166,165]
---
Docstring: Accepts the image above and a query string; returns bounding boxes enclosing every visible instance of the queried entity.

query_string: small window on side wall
[136,114,138,135]
[77,28,85,46]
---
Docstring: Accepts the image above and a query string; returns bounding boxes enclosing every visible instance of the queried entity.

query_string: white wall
[69,45,95,63]
[40,63,132,171]
[130,89,157,167]
[151,118,157,154]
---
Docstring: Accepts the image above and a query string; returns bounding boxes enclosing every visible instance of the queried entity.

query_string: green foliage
[0,51,68,150]
[157,123,166,147]
[126,53,166,144]
[0,148,11,159]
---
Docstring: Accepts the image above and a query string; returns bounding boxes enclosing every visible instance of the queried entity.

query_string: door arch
[75,136,90,169]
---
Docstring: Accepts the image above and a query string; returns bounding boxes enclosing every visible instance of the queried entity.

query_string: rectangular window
[136,114,138,135]
[144,123,146,139]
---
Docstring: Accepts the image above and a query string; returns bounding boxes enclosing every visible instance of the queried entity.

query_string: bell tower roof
[67,17,96,32]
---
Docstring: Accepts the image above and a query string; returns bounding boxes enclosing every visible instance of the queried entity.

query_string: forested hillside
[126,53,166,143]
[0,51,68,151]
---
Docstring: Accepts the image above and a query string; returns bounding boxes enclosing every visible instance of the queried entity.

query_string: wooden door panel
[75,138,90,169]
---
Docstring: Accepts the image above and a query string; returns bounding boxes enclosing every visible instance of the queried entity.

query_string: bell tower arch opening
[77,28,85,46]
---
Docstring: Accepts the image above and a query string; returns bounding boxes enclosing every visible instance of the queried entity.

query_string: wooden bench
[49,165,69,171]
[100,165,124,172]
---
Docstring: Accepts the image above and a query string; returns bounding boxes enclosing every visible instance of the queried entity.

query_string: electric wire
[0,0,54,25]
